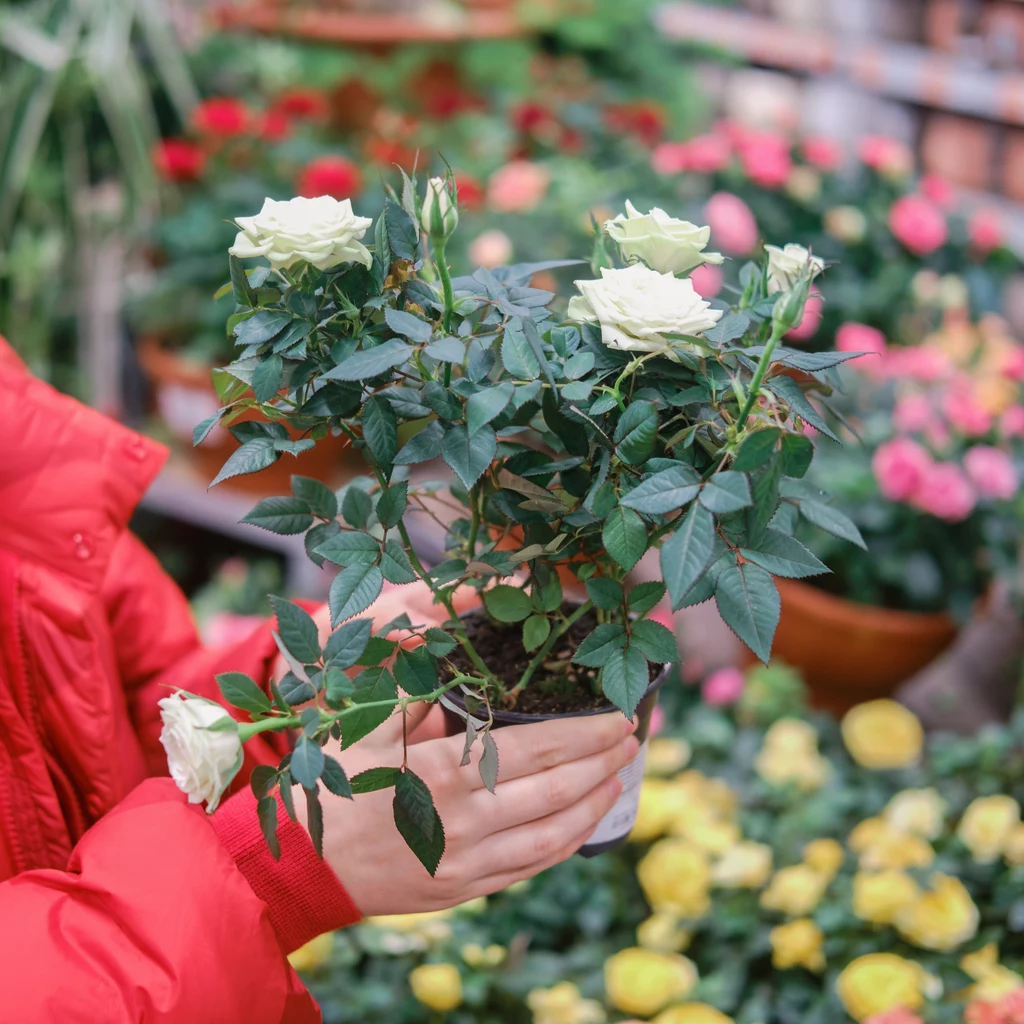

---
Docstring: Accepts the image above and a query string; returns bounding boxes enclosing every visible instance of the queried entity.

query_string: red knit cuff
[211,787,361,953]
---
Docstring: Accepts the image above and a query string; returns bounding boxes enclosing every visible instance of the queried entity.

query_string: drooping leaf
[257,795,280,859]
[290,736,325,789]
[479,732,499,793]
[572,623,627,667]
[714,562,780,663]
[740,529,830,579]
[603,507,648,572]
[304,785,324,856]
[210,437,279,487]
[621,466,701,514]
[362,394,399,473]
[216,672,273,715]
[241,496,314,535]
[393,770,446,876]
[483,584,532,623]
[662,503,716,609]
[442,424,496,489]
[699,471,753,513]
[629,619,680,663]
[321,754,353,799]
[601,646,649,719]
[269,596,322,664]
[329,564,384,626]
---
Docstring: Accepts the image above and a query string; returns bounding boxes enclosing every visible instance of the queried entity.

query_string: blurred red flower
[259,108,291,143]
[273,88,330,121]
[152,138,206,182]
[297,155,362,200]
[510,101,557,135]
[604,101,666,147]
[191,97,250,137]
[454,173,485,211]
[363,137,418,170]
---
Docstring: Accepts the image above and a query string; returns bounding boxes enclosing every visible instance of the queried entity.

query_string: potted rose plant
[158,173,863,872]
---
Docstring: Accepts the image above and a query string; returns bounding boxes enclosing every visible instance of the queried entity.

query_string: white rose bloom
[568,263,724,354]
[764,243,825,294]
[605,200,723,275]
[159,693,243,812]
[230,196,373,271]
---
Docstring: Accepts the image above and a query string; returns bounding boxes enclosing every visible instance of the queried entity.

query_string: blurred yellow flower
[755,719,831,791]
[637,911,692,953]
[770,918,826,972]
[1005,823,1024,866]
[677,818,741,856]
[760,864,830,917]
[409,963,463,1012]
[638,839,712,919]
[895,874,979,951]
[841,700,923,770]
[852,870,920,926]
[803,838,845,879]
[460,943,506,968]
[960,943,1024,1003]
[958,795,1021,863]
[526,981,606,1024]
[366,908,454,951]
[711,841,773,888]
[646,737,692,776]
[884,788,946,840]
[631,780,679,843]
[652,1004,734,1024]
[287,932,334,972]
[836,953,925,1022]
[854,822,935,872]
[848,817,888,852]
[604,947,698,1018]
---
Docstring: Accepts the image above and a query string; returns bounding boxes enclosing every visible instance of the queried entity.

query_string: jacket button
[72,532,94,560]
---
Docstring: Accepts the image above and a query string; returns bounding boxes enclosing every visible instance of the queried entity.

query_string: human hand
[307,707,638,916]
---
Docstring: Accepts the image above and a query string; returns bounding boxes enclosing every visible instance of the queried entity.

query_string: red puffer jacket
[0,338,360,1022]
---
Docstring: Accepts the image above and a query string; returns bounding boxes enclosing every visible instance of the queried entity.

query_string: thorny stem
[435,239,456,384]
[511,600,594,696]
[734,321,785,434]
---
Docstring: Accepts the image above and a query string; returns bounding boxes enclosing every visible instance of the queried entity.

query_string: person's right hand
[309,707,638,916]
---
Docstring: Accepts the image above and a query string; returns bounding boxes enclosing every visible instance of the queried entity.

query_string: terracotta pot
[749,578,959,715]
[137,335,360,495]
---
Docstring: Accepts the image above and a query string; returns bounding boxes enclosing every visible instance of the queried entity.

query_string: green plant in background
[156,170,864,874]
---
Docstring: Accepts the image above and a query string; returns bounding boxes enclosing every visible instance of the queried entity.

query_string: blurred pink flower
[919,173,956,209]
[883,345,950,382]
[202,612,264,648]
[912,461,977,521]
[864,1010,925,1024]
[649,705,665,736]
[738,131,792,188]
[801,135,843,171]
[964,446,1018,499]
[468,229,513,269]
[889,195,948,256]
[873,437,933,501]
[704,191,759,255]
[715,118,748,145]
[651,141,689,176]
[785,291,823,342]
[1000,404,1024,438]
[690,262,724,298]
[836,322,887,374]
[943,389,994,436]
[893,393,935,433]
[969,208,1005,253]
[686,132,731,173]
[858,135,913,176]
[702,667,745,706]
[487,160,550,212]
[1004,345,1024,381]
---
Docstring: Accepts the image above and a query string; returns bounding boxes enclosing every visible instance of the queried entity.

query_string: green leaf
[662,503,716,609]
[798,499,867,550]
[229,253,257,307]
[273,438,315,456]
[341,667,398,748]
[381,539,418,584]
[291,476,338,520]
[210,437,279,487]
[614,400,658,465]
[628,581,666,616]
[341,487,373,529]
[532,571,563,613]
[376,482,408,529]
[704,312,750,344]
[385,307,433,343]
[715,563,780,663]
[699,471,753,513]
[250,764,278,802]
[424,628,457,657]
[241,496,314,535]
[394,647,438,697]
[252,354,283,403]
[780,433,814,478]
[234,310,293,346]
[323,618,373,669]
[522,614,551,652]
[563,351,595,379]
[502,327,540,380]
[733,428,782,472]
[329,565,384,626]
[621,466,701,514]
[321,754,353,799]
[393,770,446,876]
[324,339,415,381]
[573,623,627,667]
[747,457,782,543]
[601,646,649,719]
[290,736,325,789]
[278,672,315,705]
[278,771,297,822]
[362,395,399,473]
[629,619,679,663]
[442,424,496,489]
[425,336,465,362]
[765,376,838,442]
[325,667,355,704]
[395,421,445,465]
[315,531,379,567]
[257,795,280,859]
[585,577,623,610]
[740,529,829,579]
[483,584,532,623]
[305,521,340,569]
[522,316,557,389]
[351,766,401,794]
[216,672,272,715]
[467,382,514,436]
[269,596,321,664]
[479,732,499,793]
[193,411,222,447]
[386,198,419,261]
[603,507,648,572]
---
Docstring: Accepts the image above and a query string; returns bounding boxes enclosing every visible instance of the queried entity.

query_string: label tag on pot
[587,739,648,846]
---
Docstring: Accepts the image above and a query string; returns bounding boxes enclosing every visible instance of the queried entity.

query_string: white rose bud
[604,200,723,275]
[229,196,373,271]
[764,243,825,294]
[159,692,243,813]
[422,176,459,242]
[568,263,724,355]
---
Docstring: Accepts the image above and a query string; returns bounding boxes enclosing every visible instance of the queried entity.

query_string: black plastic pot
[440,665,669,857]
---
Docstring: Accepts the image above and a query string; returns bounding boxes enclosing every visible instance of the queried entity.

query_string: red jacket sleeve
[0,779,352,1023]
